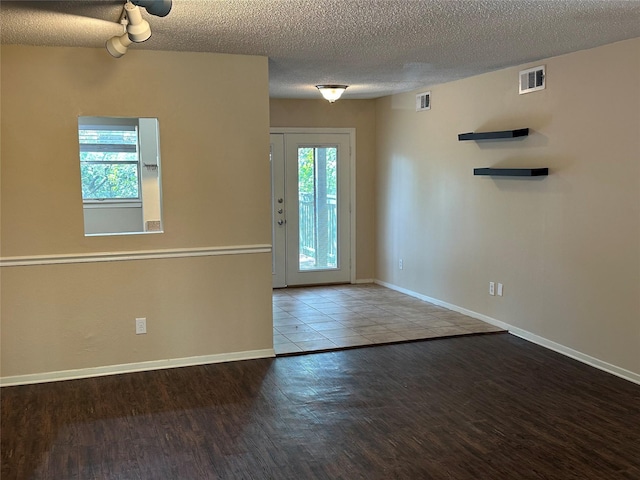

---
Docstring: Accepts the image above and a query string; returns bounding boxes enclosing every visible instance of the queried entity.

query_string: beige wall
[3,39,638,381]
[1,46,273,379]
[270,99,377,280]
[375,38,640,376]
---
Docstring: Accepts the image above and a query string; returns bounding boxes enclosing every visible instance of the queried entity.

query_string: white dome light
[316,85,348,103]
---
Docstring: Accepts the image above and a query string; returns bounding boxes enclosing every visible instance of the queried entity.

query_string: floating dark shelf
[474,168,548,177]
[458,128,529,141]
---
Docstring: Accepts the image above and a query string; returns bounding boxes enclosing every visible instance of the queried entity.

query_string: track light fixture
[130,0,172,17]
[124,2,151,42]
[106,0,172,58]
[316,85,349,103]
[106,32,133,58]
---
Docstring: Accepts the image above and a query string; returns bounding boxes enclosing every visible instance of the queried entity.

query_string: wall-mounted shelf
[458,128,529,141]
[474,168,548,177]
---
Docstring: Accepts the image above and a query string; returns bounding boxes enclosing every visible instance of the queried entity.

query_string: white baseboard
[353,278,375,284]
[507,328,640,385]
[375,280,640,386]
[375,279,512,330]
[0,348,275,387]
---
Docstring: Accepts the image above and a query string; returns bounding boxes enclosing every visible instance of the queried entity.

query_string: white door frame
[270,127,357,285]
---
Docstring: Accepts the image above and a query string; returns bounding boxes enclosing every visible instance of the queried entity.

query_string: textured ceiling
[2,1,639,99]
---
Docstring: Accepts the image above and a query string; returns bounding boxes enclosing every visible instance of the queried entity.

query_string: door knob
[277,220,284,226]
[277,209,283,214]
[277,198,284,204]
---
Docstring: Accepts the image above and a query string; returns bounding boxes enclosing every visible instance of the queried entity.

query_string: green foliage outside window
[80,157,139,199]
[79,128,140,200]
[298,147,337,196]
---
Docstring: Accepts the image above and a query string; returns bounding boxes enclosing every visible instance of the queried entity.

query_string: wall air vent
[519,65,545,94]
[416,91,431,111]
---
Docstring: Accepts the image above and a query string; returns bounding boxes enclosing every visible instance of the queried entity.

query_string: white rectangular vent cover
[416,91,431,111]
[519,66,545,94]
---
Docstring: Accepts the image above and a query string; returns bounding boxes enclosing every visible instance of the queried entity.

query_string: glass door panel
[284,133,351,286]
[298,146,338,271]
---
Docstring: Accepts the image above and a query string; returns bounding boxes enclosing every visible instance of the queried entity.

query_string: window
[77,116,163,236]
[78,121,141,202]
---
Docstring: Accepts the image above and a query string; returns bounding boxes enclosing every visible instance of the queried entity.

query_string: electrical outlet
[399,259,403,270]
[497,283,504,296]
[489,282,495,296]
[135,317,147,335]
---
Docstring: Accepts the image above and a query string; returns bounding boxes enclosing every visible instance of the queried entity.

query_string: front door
[270,132,351,287]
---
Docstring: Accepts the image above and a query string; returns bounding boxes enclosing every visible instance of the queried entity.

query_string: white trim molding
[507,328,640,386]
[375,280,640,386]
[0,348,276,387]
[0,244,272,267]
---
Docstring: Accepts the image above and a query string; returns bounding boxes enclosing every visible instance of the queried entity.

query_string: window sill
[83,201,142,209]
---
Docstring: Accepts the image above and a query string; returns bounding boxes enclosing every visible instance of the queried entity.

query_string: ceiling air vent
[519,65,545,94]
[416,91,431,111]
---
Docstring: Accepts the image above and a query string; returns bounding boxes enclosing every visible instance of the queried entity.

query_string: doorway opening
[270,130,354,288]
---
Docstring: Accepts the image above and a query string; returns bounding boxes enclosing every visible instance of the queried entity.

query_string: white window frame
[78,119,142,206]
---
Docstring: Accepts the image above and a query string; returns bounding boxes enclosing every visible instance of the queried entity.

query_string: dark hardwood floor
[2,333,639,479]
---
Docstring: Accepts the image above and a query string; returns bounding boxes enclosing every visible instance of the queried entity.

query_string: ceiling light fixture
[124,2,151,42]
[131,0,172,17]
[316,85,348,103]
[106,0,172,58]
[106,32,133,58]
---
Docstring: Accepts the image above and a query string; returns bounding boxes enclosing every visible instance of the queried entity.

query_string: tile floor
[273,283,505,355]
